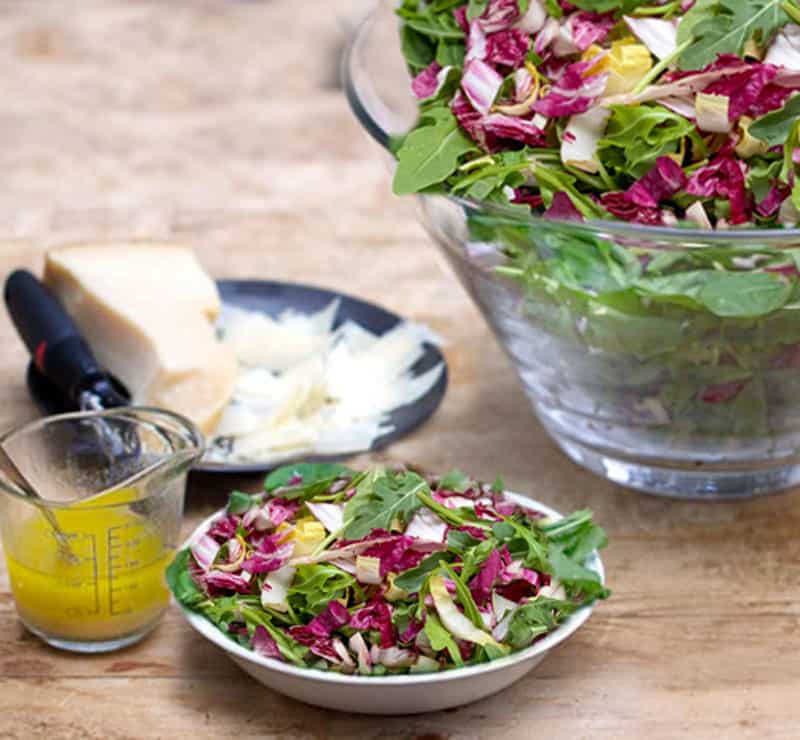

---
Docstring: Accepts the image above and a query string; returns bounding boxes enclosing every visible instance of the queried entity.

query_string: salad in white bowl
[168,463,608,712]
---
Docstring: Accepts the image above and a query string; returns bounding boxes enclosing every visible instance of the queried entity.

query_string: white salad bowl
[174,492,605,715]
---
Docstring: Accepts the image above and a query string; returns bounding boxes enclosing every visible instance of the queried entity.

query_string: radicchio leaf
[191,534,220,572]
[533,60,609,117]
[482,112,547,146]
[468,548,505,606]
[544,191,584,221]
[462,59,504,115]
[203,569,253,594]
[266,498,301,527]
[757,184,792,217]
[412,61,443,99]
[252,625,283,661]
[307,599,350,637]
[626,157,688,208]
[485,29,530,67]
[599,192,665,225]
[686,152,751,224]
[350,600,395,648]
[479,0,522,33]
[569,11,616,52]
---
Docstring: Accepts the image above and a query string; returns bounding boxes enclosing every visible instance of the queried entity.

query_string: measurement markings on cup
[107,523,144,616]
[52,529,101,617]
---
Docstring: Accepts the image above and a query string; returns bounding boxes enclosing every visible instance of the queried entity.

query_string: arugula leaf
[264,463,354,500]
[166,548,205,608]
[748,157,784,203]
[227,490,257,515]
[548,546,610,600]
[679,0,790,70]
[505,598,578,650]
[440,562,484,629]
[450,149,536,202]
[394,552,454,593]
[416,487,489,530]
[446,529,482,551]
[196,594,241,631]
[438,469,472,491]
[423,611,464,665]
[496,516,549,570]
[398,12,465,40]
[540,511,608,563]
[749,96,800,147]
[237,604,309,666]
[466,0,490,19]
[697,272,792,318]
[436,38,466,66]
[676,0,718,45]
[343,470,428,539]
[782,120,800,183]
[458,537,498,582]
[401,25,437,70]
[533,164,606,219]
[393,107,479,195]
[287,564,355,617]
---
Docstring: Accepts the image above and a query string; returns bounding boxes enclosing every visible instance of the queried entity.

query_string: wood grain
[0,1,799,738]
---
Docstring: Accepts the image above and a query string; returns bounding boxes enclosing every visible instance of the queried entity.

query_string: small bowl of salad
[345,0,800,499]
[168,464,608,714]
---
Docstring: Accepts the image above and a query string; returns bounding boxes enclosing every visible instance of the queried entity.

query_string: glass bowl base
[551,433,800,500]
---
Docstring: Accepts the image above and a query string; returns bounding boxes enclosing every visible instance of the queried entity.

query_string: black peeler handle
[4,269,108,402]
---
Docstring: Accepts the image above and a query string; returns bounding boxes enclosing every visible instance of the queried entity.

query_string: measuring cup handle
[4,270,105,400]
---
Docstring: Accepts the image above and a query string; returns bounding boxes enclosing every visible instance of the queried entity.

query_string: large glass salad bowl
[345,1,800,499]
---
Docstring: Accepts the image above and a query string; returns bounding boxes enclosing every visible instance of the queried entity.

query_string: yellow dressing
[4,487,171,642]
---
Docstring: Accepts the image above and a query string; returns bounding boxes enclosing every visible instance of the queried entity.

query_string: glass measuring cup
[0,407,203,652]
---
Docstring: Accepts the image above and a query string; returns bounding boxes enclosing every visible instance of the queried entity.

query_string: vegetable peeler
[4,269,131,413]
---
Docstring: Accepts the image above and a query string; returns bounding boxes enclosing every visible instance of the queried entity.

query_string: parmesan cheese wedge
[44,243,237,434]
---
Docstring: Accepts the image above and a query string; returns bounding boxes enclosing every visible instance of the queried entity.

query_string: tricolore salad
[167,463,608,674]
[394,0,800,229]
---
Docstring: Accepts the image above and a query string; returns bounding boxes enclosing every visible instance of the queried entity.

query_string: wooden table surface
[0,2,799,738]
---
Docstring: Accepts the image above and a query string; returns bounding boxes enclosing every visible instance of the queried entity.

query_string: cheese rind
[44,243,237,434]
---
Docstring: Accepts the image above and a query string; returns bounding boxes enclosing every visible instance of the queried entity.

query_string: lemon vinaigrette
[5,487,171,642]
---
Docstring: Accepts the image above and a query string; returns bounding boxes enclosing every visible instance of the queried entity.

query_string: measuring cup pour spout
[0,407,203,653]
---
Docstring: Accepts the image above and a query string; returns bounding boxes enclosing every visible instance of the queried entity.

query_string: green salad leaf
[288,564,355,617]
[394,552,454,593]
[697,272,793,318]
[424,612,464,666]
[344,470,428,539]
[750,96,800,147]
[438,469,472,491]
[265,463,354,500]
[678,0,790,70]
[227,490,259,515]
[548,547,610,600]
[166,548,205,608]
[598,105,696,181]
[506,598,578,650]
[393,107,479,195]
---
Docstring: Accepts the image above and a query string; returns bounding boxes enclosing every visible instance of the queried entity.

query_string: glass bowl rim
[343,2,800,247]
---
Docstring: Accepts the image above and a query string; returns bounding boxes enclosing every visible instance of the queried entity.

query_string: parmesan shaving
[205,301,444,464]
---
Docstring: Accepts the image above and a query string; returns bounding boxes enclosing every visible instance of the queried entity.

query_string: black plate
[26,280,448,475]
